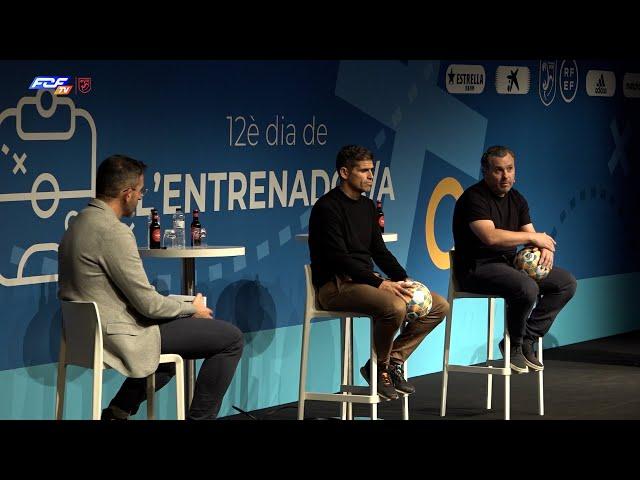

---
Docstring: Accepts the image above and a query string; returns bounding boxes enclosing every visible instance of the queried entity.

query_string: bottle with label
[172,207,186,248]
[149,208,161,249]
[147,210,152,248]
[376,200,385,233]
[191,209,202,247]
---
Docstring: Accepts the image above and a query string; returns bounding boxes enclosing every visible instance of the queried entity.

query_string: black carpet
[225,330,640,420]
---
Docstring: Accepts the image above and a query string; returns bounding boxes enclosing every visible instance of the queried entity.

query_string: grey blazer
[58,199,196,378]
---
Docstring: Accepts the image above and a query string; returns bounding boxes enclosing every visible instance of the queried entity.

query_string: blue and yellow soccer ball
[513,247,551,282]
[405,281,433,321]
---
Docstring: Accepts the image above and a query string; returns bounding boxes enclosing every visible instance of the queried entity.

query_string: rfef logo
[559,60,579,103]
[29,77,71,90]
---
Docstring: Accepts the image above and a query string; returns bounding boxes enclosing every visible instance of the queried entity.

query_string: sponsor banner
[586,70,616,97]
[446,64,486,94]
[496,66,530,94]
[623,72,640,98]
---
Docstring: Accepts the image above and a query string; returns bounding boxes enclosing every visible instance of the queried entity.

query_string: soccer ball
[513,247,551,282]
[405,281,433,321]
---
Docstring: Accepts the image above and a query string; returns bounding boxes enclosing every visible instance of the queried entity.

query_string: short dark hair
[336,145,374,174]
[481,145,516,174]
[96,154,147,199]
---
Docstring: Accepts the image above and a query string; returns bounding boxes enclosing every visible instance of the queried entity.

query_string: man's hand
[538,247,554,269]
[379,280,414,302]
[192,293,213,319]
[530,232,556,252]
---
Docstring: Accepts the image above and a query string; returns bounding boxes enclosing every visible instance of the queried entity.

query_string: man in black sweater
[452,145,577,374]
[309,145,450,400]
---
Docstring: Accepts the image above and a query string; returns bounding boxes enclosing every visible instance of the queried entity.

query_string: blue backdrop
[1,60,638,418]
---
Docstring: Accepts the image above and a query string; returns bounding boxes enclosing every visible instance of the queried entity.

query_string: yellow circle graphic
[425,177,463,270]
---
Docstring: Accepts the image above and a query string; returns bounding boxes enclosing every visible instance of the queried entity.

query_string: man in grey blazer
[58,154,244,420]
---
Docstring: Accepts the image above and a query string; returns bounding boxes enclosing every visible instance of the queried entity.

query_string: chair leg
[504,311,510,421]
[340,317,351,420]
[174,358,185,420]
[347,317,354,420]
[55,337,67,420]
[486,298,495,410]
[55,363,66,420]
[504,374,510,421]
[92,368,103,420]
[402,358,409,420]
[370,322,377,421]
[440,298,454,417]
[146,374,156,420]
[297,314,312,420]
[538,337,544,416]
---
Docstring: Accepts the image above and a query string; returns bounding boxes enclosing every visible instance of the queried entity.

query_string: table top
[138,246,245,258]
[295,233,398,243]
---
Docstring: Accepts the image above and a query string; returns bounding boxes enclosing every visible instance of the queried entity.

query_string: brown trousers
[318,276,450,367]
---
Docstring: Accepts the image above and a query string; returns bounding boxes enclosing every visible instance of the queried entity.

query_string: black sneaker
[498,340,529,374]
[522,340,544,371]
[389,362,416,395]
[360,360,400,401]
[101,405,129,421]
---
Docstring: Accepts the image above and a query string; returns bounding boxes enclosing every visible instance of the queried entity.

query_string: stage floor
[226,330,640,420]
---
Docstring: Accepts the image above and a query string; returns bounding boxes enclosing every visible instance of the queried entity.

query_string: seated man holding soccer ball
[308,145,450,401]
[452,145,577,374]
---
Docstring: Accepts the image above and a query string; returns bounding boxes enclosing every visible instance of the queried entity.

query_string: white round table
[139,246,245,413]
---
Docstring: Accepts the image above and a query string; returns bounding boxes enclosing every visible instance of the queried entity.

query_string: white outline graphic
[559,60,579,103]
[0,90,97,287]
[539,60,557,106]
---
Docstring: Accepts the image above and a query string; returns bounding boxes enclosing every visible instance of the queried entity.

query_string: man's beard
[123,200,136,218]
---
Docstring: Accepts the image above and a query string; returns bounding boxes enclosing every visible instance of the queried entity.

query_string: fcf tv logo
[29,76,73,96]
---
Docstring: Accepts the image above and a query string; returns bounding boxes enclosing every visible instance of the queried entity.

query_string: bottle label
[378,216,385,228]
[174,220,185,229]
[191,227,201,240]
[152,229,161,242]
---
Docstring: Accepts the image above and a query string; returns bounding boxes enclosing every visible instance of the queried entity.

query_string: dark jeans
[109,317,244,420]
[459,259,577,346]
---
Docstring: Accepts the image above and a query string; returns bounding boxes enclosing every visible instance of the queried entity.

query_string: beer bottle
[376,200,385,233]
[191,209,202,247]
[149,208,161,249]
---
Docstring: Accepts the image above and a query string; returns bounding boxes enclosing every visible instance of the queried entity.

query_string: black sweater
[308,187,408,288]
